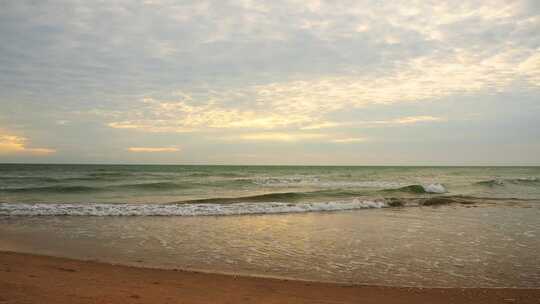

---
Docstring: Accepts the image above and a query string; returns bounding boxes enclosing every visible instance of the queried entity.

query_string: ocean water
[1,164,539,287]
[1,164,539,215]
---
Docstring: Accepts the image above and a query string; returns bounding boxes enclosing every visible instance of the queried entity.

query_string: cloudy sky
[0,0,539,165]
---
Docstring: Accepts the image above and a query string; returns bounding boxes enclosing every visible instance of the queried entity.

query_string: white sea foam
[0,200,388,217]
[515,177,538,182]
[253,177,404,189]
[423,183,447,193]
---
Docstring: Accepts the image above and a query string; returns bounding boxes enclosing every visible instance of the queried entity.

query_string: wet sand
[1,251,538,304]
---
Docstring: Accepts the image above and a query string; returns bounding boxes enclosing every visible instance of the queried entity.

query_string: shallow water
[1,203,539,288]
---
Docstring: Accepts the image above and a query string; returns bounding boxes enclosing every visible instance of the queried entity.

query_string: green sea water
[0,164,539,215]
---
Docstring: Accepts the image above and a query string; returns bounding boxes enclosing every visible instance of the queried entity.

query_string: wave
[0,175,131,183]
[2,182,511,216]
[182,192,309,204]
[0,195,486,217]
[180,189,375,204]
[1,182,190,193]
[252,177,452,193]
[251,177,404,189]
[112,182,192,191]
[185,172,213,177]
[475,177,539,187]
[114,179,254,190]
[476,179,505,187]
[420,197,471,206]
[2,185,101,193]
[3,182,198,193]
[0,176,61,182]
[384,183,447,194]
[0,184,361,197]
[187,172,245,178]
[87,172,134,179]
[253,176,320,185]
[0,200,389,216]
[1,182,448,199]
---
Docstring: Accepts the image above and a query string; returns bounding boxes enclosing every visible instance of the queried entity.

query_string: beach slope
[0,251,538,304]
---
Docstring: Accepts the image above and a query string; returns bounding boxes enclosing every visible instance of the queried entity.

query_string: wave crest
[2,185,101,193]
[476,177,539,187]
[0,200,388,217]
[386,183,446,194]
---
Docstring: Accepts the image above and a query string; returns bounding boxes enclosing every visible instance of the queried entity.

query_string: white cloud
[103,42,537,136]
[301,116,444,130]
[518,49,540,86]
[375,116,444,125]
[300,122,345,130]
[331,137,367,143]
[127,147,180,152]
[104,44,537,135]
[107,97,312,132]
[231,132,326,142]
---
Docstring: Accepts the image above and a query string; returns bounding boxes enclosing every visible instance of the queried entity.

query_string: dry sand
[0,251,538,304]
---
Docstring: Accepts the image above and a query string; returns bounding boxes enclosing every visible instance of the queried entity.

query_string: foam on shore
[0,199,388,217]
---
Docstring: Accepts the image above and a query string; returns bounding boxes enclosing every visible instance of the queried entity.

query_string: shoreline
[2,249,538,290]
[1,251,539,303]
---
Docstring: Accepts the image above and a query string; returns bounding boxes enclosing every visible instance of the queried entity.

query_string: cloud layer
[0,0,538,164]
[127,147,180,152]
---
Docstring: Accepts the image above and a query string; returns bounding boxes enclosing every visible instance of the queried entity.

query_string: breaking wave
[476,177,539,187]
[384,183,447,194]
[180,184,447,205]
[0,195,484,217]
[0,200,389,217]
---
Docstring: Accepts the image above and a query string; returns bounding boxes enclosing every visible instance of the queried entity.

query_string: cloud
[518,50,540,86]
[254,48,539,114]
[0,0,538,164]
[45,0,532,140]
[228,133,369,143]
[231,132,326,142]
[0,133,56,155]
[301,116,444,129]
[375,116,444,125]
[127,147,180,152]
[331,137,367,143]
[107,97,312,133]
[102,45,536,136]
[300,122,345,130]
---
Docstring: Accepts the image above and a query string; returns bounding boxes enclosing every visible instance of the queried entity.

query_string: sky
[0,0,539,165]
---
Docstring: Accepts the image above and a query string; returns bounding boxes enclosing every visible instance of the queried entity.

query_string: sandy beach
[1,251,538,304]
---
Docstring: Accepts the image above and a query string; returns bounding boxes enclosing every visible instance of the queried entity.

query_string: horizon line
[0,162,538,167]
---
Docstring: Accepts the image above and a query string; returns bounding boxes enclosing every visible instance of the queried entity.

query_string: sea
[1,164,539,287]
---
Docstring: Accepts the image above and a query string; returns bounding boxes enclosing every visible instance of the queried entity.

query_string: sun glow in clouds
[300,116,444,130]
[127,147,181,152]
[0,133,55,155]
[104,47,537,137]
[331,137,368,143]
[376,116,444,125]
[233,132,326,142]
